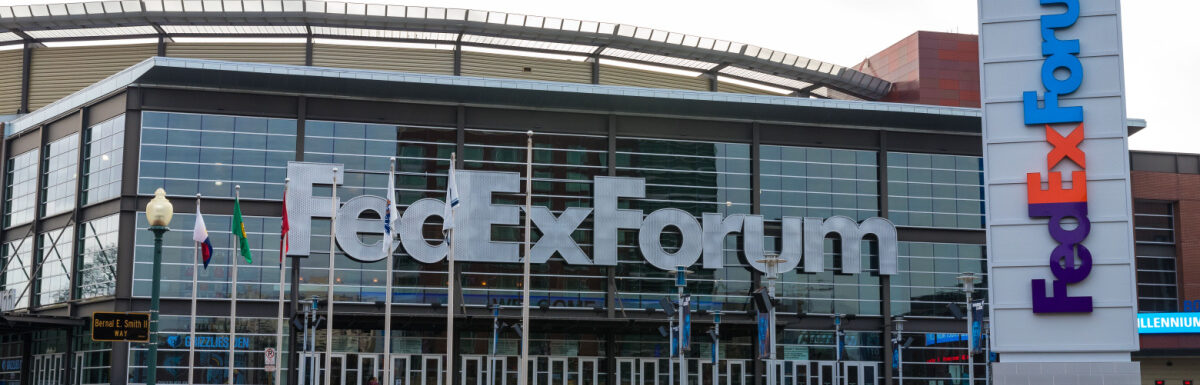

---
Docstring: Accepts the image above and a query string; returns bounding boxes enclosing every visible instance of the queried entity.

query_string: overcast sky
[16,0,1194,153]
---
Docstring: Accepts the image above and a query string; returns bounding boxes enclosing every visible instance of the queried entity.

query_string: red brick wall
[854,31,980,107]
[1132,170,1200,351]
[1132,171,1200,303]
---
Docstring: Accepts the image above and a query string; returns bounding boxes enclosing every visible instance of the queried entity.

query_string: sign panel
[1137,313,1200,334]
[980,0,1138,359]
[91,312,150,342]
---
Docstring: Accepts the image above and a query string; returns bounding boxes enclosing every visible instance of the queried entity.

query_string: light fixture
[215,181,223,186]
[101,154,109,161]
[146,188,174,227]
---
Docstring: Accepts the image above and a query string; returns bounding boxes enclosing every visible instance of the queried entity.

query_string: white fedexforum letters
[285,162,900,276]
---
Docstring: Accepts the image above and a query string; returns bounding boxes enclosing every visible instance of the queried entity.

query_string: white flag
[382,163,400,256]
[443,161,460,233]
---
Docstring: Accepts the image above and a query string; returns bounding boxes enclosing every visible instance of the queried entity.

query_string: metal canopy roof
[7,57,974,138]
[0,0,893,100]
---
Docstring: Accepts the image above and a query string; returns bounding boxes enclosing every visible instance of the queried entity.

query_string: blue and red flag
[193,209,214,268]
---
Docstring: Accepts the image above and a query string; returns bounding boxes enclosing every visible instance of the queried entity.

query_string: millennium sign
[285,162,898,275]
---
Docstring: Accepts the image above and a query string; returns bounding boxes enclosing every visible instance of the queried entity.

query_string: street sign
[265,347,277,372]
[91,312,150,342]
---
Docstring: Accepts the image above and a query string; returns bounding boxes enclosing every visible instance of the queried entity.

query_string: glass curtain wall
[4,149,39,228]
[1133,200,1178,312]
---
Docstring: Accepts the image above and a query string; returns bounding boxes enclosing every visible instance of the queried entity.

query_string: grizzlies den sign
[285,162,898,275]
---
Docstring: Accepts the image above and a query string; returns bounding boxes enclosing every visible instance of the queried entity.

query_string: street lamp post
[145,188,174,385]
[957,272,980,385]
[892,317,906,385]
[756,255,781,385]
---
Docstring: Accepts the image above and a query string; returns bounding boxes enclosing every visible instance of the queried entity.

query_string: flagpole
[519,131,533,385]
[276,179,289,385]
[445,153,456,385]
[231,185,241,385]
[190,193,200,385]
[383,159,396,385]
[325,169,338,385]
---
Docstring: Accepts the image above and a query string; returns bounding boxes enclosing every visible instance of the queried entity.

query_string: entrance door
[791,361,809,385]
[462,356,483,385]
[576,358,598,385]
[31,353,63,385]
[617,359,638,385]
[422,355,443,385]
[297,353,348,385]
[726,360,746,385]
[840,362,877,385]
[813,362,836,385]
[359,355,381,385]
[389,355,410,385]
[548,357,567,385]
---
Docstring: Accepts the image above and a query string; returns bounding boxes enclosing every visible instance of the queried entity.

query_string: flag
[193,210,214,269]
[443,161,460,234]
[232,194,253,264]
[383,164,400,256]
[281,184,290,264]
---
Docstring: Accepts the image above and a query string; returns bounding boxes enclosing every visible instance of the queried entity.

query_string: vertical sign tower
[978,0,1141,383]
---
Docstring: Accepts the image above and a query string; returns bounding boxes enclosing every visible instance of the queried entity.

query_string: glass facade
[41,134,79,218]
[761,145,878,221]
[614,136,752,311]
[76,214,120,299]
[1,236,33,309]
[127,315,287,385]
[0,107,994,385]
[139,111,296,200]
[892,242,987,318]
[37,225,74,306]
[133,213,283,301]
[886,152,984,229]
[462,128,607,309]
[4,149,38,228]
[81,114,125,205]
[1133,200,1177,313]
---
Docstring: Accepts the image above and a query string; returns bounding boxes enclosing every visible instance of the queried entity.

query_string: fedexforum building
[0,1,1184,385]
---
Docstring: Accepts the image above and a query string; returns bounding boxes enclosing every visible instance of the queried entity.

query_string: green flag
[231,194,253,264]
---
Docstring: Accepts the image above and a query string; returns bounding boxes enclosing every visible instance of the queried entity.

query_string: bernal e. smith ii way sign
[979,0,1140,383]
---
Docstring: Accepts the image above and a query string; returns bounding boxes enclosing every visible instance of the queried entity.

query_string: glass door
[390,355,410,385]
[841,362,877,385]
[359,355,381,385]
[791,361,809,385]
[577,358,598,385]
[617,359,637,385]
[462,356,482,385]
[548,357,567,385]
[726,360,745,385]
[641,358,659,385]
[814,362,835,385]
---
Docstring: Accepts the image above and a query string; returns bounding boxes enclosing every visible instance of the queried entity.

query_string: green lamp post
[145,188,174,385]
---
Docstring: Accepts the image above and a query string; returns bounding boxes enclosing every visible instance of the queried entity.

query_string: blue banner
[1137,312,1200,334]
[756,313,770,359]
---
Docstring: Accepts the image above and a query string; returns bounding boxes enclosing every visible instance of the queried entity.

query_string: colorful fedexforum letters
[1022,0,1095,314]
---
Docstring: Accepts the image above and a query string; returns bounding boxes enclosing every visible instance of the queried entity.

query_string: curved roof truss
[0,0,892,100]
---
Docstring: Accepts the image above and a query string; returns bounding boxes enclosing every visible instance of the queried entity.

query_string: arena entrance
[297,354,878,385]
[298,353,446,385]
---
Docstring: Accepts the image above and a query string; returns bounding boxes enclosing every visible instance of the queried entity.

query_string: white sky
[12,0,1197,153]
